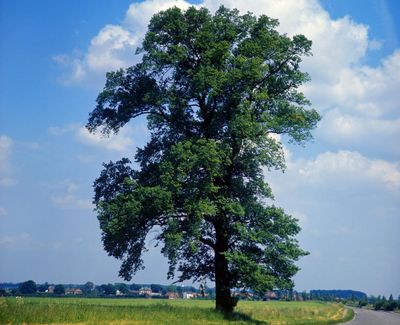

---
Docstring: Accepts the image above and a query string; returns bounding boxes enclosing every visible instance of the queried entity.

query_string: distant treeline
[310,290,367,300]
[1,281,398,311]
[0,281,208,298]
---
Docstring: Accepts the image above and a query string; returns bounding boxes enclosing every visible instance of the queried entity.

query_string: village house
[46,286,55,294]
[65,288,82,295]
[232,291,254,300]
[139,287,152,296]
[182,292,197,299]
[166,292,180,299]
[264,291,278,300]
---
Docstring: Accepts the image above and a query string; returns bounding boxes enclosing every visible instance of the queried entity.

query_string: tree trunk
[214,224,237,313]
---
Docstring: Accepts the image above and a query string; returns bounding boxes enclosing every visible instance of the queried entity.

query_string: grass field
[0,297,354,324]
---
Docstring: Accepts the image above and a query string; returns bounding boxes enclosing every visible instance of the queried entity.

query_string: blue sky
[0,0,399,297]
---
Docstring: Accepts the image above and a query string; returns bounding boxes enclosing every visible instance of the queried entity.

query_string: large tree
[87,6,320,313]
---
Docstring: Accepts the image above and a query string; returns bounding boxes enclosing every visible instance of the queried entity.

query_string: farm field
[0,297,353,324]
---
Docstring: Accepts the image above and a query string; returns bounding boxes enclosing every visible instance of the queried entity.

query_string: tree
[167,285,177,293]
[87,6,319,313]
[150,284,163,293]
[82,281,95,294]
[130,283,141,291]
[115,283,129,294]
[19,280,37,294]
[38,282,49,293]
[54,284,65,295]
[104,283,116,295]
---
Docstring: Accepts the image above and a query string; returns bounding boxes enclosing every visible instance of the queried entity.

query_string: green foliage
[87,5,320,312]
[53,284,65,295]
[150,284,163,293]
[115,283,129,294]
[98,284,116,295]
[37,282,49,293]
[19,280,37,294]
[82,281,95,294]
[373,294,399,311]
[130,283,141,291]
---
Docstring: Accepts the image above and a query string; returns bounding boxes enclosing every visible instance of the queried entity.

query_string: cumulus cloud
[49,123,138,154]
[48,123,80,136]
[317,110,400,158]
[55,0,190,85]
[267,149,400,214]
[51,180,93,210]
[0,135,17,187]
[312,49,400,158]
[76,126,135,152]
[292,150,400,191]
[332,50,400,118]
[0,232,31,246]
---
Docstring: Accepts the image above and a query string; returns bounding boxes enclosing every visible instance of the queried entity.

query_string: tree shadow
[222,311,269,325]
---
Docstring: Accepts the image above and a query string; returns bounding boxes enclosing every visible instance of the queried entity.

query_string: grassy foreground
[0,297,354,325]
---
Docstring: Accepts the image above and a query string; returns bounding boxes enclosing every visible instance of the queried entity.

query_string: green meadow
[0,297,353,324]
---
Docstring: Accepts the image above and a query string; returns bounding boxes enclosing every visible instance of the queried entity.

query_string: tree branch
[200,237,216,250]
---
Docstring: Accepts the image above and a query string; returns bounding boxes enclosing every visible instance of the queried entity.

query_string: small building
[233,291,254,300]
[139,287,152,296]
[46,286,55,294]
[66,288,82,295]
[182,292,197,299]
[294,292,304,301]
[264,291,278,300]
[166,292,180,299]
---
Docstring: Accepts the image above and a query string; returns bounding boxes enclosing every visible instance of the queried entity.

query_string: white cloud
[86,24,138,72]
[55,0,190,85]
[49,123,137,153]
[48,123,80,136]
[368,39,382,51]
[0,135,13,173]
[317,109,400,157]
[0,177,18,187]
[0,232,31,246]
[51,180,93,210]
[27,142,42,150]
[0,135,17,187]
[291,150,400,192]
[331,50,400,118]
[76,154,95,164]
[0,207,7,217]
[124,0,190,30]
[76,126,135,152]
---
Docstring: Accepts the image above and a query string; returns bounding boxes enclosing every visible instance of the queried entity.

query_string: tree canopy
[19,280,37,294]
[87,6,320,313]
[53,284,65,295]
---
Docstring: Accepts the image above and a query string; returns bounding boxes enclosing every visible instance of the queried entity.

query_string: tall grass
[0,297,353,324]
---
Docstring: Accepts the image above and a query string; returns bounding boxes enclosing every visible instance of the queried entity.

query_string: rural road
[345,307,400,324]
